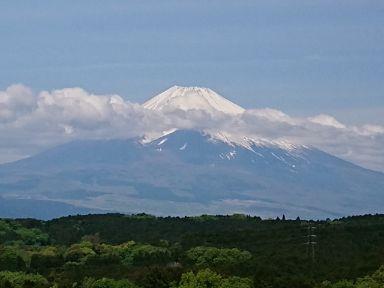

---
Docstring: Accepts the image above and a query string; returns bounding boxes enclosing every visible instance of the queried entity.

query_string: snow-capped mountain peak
[143,86,245,115]
[142,86,302,152]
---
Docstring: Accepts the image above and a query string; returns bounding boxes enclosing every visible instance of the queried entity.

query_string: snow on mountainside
[1,85,383,219]
[206,131,304,151]
[1,128,384,219]
[143,86,301,151]
[149,130,309,167]
[143,86,245,115]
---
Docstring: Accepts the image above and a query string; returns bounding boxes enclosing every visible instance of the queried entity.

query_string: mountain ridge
[0,86,383,219]
[0,129,383,219]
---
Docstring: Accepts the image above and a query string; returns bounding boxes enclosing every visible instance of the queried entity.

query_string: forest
[1,213,384,288]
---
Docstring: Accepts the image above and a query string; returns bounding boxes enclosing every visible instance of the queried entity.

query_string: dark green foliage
[65,241,96,262]
[0,246,26,272]
[1,213,384,287]
[176,269,252,288]
[30,247,64,272]
[82,277,138,288]
[186,246,252,271]
[117,241,172,267]
[0,220,48,245]
[136,266,182,288]
[324,265,384,288]
[0,271,49,288]
[39,213,384,281]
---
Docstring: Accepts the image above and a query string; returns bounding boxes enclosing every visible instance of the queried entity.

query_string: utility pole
[304,224,317,263]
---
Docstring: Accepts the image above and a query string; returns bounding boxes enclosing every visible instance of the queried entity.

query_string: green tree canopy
[0,271,49,288]
[0,220,48,245]
[65,241,96,263]
[0,246,25,272]
[117,241,172,266]
[82,277,139,288]
[186,246,252,270]
[176,269,252,288]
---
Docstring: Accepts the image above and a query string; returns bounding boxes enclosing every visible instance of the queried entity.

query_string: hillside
[1,129,383,220]
[2,213,384,287]
[1,86,383,220]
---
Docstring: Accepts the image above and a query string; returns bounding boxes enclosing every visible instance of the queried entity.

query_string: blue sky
[0,0,383,124]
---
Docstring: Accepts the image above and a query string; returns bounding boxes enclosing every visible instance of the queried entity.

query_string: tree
[0,220,48,245]
[0,247,25,271]
[30,247,64,271]
[327,265,384,288]
[138,266,182,288]
[65,241,96,262]
[117,242,172,267]
[14,227,49,245]
[186,246,252,271]
[329,280,355,288]
[0,271,49,288]
[177,269,252,288]
[82,277,139,288]
[354,265,384,288]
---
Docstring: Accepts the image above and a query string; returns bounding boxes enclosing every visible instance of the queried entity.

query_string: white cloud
[245,108,297,125]
[0,84,383,172]
[0,84,35,121]
[308,114,346,129]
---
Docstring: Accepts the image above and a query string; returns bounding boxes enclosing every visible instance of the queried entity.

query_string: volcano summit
[0,86,383,219]
[143,86,245,115]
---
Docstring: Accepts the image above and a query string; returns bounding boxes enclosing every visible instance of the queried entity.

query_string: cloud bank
[0,84,383,172]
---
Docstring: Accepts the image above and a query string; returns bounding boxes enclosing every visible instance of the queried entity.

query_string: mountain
[0,196,102,220]
[143,86,245,115]
[0,86,383,219]
[0,129,383,219]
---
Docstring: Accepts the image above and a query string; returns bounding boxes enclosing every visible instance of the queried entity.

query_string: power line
[304,224,317,263]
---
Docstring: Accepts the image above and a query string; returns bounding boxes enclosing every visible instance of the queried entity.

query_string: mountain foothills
[1,213,384,288]
[0,86,383,219]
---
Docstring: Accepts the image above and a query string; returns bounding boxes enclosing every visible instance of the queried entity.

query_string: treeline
[1,213,384,287]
